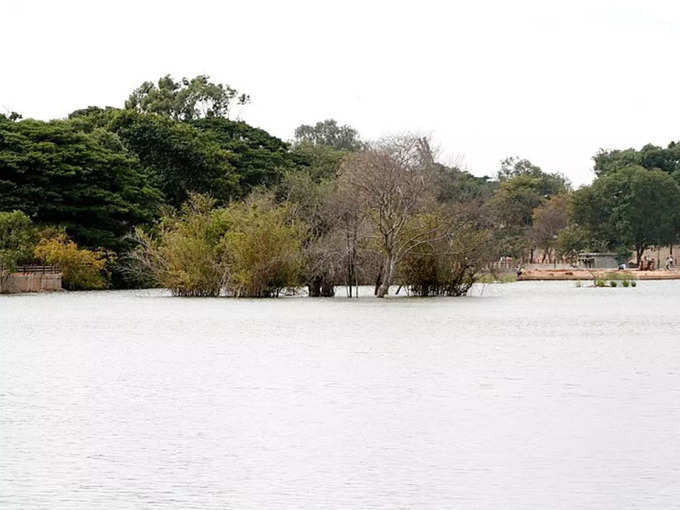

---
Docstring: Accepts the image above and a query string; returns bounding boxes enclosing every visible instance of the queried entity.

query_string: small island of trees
[2,74,679,296]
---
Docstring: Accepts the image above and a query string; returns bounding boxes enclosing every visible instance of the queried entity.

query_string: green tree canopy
[489,163,569,229]
[571,165,680,263]
[294,119,364,151]
[70,109,305,205]
[555,224,590,264]
[496,156,570,192]
[125,74,250,121]
[192,117,302,193]
[110,110,239,206]
[0,112,22,122]
[593,142,680,177]
[530,194,570,261]
[0,117,162,250]
[290,142,348,182]
[69,83,323,208]
[433,165,496,204]
[488,157,570,259]
[0,210,36,272]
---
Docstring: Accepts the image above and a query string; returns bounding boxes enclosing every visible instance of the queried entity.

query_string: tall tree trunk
[636,245,644,267]
[308,276,321,297]
[320,279,335,297]
[346,232,353,298]
[374,268,382,296]
[376,256,394,298]
[348,248,355,298]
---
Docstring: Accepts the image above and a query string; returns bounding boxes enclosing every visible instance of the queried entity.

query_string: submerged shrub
[610,281,617,287]
[128,194,229,296]
[631,280,637,287]
[220,195,304,297]
[622,279,630,287]
[34,234,109,290]
[127,193,304,297]
[400,213,493,297]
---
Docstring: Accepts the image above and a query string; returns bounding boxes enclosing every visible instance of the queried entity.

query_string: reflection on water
[2,282,680,509]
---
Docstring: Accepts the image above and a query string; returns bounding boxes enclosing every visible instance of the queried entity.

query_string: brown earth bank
[517,269,680,281]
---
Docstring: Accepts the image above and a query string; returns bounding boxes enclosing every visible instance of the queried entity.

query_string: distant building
[578,253,618,269]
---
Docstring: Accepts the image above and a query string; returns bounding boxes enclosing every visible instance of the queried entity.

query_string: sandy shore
[517,269,680,281]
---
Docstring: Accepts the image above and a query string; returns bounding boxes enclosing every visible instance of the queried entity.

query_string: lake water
[2,281,680,509]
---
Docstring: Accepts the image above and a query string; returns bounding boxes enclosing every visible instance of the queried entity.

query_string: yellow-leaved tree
[34,234,109,290]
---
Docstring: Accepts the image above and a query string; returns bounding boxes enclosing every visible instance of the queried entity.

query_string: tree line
[1,74,679,295]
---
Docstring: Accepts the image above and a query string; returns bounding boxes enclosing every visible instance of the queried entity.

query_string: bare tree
[280,165,370,297]
[339,136,442,297]
[327,184,371,297]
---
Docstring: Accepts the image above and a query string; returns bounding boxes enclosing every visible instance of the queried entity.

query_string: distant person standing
[666,255,674,270]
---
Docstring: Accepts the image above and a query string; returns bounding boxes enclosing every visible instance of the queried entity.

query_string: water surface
[2,282,680,509]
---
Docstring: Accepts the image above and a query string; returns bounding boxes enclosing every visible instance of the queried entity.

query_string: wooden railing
[14,265,61,274]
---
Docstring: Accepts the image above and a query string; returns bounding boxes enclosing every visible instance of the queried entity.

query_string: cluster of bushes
[400,215,492,296]
[127,194,303,297]
[591,272,638,288]
[593,280,637,288]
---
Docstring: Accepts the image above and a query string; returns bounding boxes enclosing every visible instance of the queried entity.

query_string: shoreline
[517,269,680,281]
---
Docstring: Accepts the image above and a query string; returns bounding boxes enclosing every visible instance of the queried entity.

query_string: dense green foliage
[125,74,249,121]
[0,210,36,272]
[192,117,302,193]
[491,157,570,228]
[594,142,680,177]
[571,165,680,263]
[68,107,302,205]
[1,76,319,259]
[530,194,570,262]
[486,157,570,260]
[0,116,162,250]
[110,110,239,206]
[294,119,364,151]
[434,166,496,204]
[555,225,590,264]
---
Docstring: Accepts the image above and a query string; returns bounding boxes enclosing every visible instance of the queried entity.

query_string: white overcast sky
[3,0,679,186]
